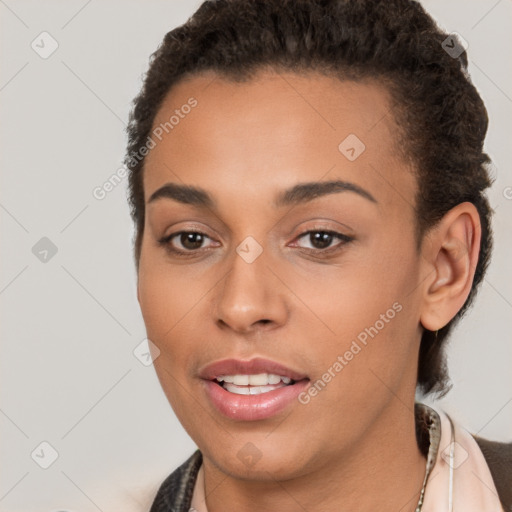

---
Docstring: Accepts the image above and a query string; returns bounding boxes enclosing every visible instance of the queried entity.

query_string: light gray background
[1,1,510,510]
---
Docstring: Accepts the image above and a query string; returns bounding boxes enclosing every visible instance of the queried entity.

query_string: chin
[200,433,316,481]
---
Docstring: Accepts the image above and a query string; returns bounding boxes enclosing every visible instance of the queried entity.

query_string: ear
[419,202,481,331]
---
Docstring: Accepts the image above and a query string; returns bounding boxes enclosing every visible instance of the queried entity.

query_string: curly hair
[125,0,493,397]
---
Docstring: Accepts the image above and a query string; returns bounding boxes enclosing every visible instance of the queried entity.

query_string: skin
[137,70,481,512]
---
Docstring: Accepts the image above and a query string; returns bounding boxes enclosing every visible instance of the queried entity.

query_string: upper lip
[199,357,309,381]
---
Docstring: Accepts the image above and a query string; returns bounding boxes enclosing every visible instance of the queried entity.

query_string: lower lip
[203,379,310,421]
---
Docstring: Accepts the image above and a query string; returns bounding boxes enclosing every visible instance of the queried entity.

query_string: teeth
[267,374,281,385]
[233,375,250,385]
[216,373,292,386]
[224,383,251,395]
[224,382,287,395]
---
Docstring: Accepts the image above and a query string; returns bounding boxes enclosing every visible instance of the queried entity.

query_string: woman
[124,0,511,510]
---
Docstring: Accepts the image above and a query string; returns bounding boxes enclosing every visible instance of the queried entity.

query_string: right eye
[159,230,220,255]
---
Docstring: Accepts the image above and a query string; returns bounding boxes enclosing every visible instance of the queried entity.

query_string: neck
[202,400,427,512]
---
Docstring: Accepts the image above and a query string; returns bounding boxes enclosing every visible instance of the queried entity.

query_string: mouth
[214,373,296,395]
[199,358,310,421]
[199,356,308,382]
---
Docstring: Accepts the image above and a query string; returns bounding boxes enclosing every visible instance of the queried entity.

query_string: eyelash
[158,229,354,258]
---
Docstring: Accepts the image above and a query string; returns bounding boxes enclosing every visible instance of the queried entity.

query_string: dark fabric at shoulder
[150,450,203,512]
[473,435,512,511]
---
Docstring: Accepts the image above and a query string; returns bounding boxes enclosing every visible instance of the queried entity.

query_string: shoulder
[473,434,512,510]
[150,450,203,512]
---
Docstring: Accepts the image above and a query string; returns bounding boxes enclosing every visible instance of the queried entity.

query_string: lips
[199,357,310,421]
[199,357,308,381]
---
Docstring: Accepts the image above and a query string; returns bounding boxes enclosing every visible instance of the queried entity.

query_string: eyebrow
[147,179,377,208]
[275,180,377,207]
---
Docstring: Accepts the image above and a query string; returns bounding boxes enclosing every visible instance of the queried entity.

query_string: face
[138,70,426,479]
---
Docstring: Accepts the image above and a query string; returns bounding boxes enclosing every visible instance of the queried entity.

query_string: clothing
[150,402,511,512]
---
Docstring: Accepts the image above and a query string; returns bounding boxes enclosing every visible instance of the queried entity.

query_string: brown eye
[308,232,334,249]
[177,232,207,250]
[159,230,217,255]
[295,230,353,252]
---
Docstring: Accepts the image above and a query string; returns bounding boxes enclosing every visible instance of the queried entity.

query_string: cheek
[138,254,208,340]
[138,272,174,339]
[137,247,219,384]
[137,258,206,421]
[292,237,420,384]
[291,248,411,337]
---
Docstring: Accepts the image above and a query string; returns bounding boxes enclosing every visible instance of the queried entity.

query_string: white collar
[420,403,504,511]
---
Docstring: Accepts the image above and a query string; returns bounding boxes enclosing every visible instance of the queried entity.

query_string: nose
[214,246,288,334]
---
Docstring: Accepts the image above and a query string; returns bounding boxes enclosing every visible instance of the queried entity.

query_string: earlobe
[420,202,481,331]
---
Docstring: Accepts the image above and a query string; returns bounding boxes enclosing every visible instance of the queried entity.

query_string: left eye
[294,230,353,251]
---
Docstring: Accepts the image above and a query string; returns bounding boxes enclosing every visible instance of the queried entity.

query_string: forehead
[142,69,415,211]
